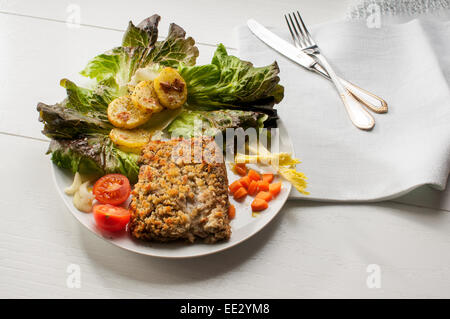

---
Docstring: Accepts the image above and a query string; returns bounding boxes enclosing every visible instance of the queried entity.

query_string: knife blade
[247,19,323,75]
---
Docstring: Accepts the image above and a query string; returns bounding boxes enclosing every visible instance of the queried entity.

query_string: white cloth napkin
[237,16,450,201]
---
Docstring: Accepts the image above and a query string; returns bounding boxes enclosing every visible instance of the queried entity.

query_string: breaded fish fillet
[129,137,231,243]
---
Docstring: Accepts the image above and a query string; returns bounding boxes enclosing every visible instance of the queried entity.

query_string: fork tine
[286,14,300,46]
[284,14,298,46]
[296,11,315,45]
[292,12,310,46]
[287,13,305,47]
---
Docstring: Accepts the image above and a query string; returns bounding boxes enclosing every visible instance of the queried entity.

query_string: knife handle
[339,78,388,114]
[313,63,388,113]
[340,90,375,130]
[313,54,375,130]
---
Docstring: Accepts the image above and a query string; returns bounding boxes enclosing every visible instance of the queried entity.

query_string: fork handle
[339,78,387,114]
[339,90,375,130]
[313,63,388,113]
[314,54,375,130]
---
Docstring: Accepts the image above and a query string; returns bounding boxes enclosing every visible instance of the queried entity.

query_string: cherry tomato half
[93,204,131,232]
[93,174,131,205]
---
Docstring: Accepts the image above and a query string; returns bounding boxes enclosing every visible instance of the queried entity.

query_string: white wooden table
[1,0,449,298]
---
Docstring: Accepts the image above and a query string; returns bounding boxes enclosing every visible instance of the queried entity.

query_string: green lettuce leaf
[179,44,283,109]
[60,78,119,114]
[142,23,199,68]
[48,135,140,183]
[37,77,117,140]
[80,18,198,90]
[166,109,270,138]
[81,15,161,83]
[80,46,147,92]
[122,15,161,47]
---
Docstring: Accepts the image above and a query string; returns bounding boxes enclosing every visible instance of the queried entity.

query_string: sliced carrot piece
[229,180,242,194]
[228,204,236,220]
[234,163,247,176]
[233,187,248,200]
[248,180,259,196]
[262,173,274,183]
[251,198,268,211]
[239,176,251,189]
[256,191,273,202]
[269,182,282,197]
[248,169,261,181]
[257,180,270,192]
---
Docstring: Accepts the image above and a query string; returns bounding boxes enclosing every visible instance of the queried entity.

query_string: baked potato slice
[131,80,164,113]
[109,128,151,153]
[153,67,187,109]
[107,96,152,129]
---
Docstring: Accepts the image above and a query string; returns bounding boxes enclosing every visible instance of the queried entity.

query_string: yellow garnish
[236,144,309,195]
[278,167,309,195]
[235,152,300,166]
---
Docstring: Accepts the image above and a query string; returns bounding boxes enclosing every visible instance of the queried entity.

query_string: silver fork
[285,11,375,130]
[284,17,387,115]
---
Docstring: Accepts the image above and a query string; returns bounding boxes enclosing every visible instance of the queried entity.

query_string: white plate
[52,120,293,258]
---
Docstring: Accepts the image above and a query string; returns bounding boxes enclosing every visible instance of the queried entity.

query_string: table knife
[247,19,387,114]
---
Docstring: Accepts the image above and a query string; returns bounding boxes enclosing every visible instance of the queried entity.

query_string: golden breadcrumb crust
[129,138,231,243]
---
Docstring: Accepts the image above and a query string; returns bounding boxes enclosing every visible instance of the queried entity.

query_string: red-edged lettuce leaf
[48,135,140,183]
